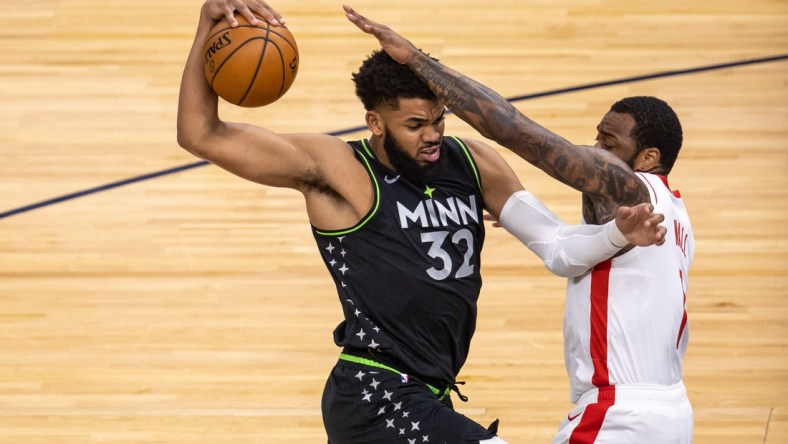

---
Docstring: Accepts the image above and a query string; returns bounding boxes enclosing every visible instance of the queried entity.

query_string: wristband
[604,219,629,249]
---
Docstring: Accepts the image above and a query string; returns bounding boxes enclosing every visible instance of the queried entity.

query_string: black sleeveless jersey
[311,137,485,385]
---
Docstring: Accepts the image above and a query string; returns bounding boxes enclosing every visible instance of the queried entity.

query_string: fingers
[343,4,373,33]
[343,4,366,24]
[215,1,285,28]
[646,214,666,246]
[222,5,239,27]
[617,205,633,219]
[644,212,665,228]
[344,4,391,36]
[618,201,668,247]
[617,202,654,221]
[635,202,654,217]
[656,227,667,246]
[482,213,502,227]
[251,1,285,26]
[234,4,258,26]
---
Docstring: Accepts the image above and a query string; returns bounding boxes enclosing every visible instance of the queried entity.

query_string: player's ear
[365,110,385,136]
[634,147,661,171]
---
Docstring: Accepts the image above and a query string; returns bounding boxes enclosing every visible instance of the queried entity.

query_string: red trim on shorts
[589,259,612,387]
[569,386,616,444]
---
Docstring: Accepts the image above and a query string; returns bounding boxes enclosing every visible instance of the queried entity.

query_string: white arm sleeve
[498,190,628,277]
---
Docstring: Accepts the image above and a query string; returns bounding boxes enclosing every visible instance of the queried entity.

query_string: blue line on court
[505,54,788,102]
[0,161,209,219]
[2,54,786,220]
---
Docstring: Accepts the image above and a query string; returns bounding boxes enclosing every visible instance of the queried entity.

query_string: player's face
[383,127,448,186]
[379,98,446,167]
[594,111,640,168]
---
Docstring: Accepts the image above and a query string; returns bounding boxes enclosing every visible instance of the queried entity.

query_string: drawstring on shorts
[337,352,470,402]
[451,380,469,402]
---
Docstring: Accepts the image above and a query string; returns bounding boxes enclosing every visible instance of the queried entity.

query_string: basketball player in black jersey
[178,1,667,442]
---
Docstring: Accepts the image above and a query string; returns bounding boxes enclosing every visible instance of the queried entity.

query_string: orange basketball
[202,14,299,107]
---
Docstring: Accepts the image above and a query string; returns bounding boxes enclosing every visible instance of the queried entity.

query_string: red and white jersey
[563,173,694,403]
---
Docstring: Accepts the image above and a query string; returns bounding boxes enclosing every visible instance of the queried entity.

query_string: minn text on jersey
[397,195,479,229]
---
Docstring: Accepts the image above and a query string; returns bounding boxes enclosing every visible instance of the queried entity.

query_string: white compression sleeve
[498,190,627,277]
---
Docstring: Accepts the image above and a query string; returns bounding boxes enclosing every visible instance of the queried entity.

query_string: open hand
[343,4,419,64]
[615,203,667,247]
[203,0,285,27]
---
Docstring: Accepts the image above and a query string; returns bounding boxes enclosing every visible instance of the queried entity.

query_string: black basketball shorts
[321,358,498,444]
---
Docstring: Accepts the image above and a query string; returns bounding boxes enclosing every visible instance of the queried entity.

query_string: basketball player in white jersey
[346,7,694,443]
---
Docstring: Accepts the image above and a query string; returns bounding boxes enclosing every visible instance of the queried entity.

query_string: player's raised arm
[344,5,650,216]
[178,0,326,192]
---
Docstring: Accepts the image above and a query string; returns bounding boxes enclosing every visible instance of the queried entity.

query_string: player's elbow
[177,125,196,150]
[176,120,213,158]
[176,128,201,157]
[543,260,589,278]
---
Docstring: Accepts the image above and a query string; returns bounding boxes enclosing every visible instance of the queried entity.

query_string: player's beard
[383,130,447,187]
[626,147,642,170]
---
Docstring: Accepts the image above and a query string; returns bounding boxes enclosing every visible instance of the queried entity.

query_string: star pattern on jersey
[352,370,432,443]
[323,239,385,352]
[321,228,435,442]
[326,239,350,288]
[423,185,435,198]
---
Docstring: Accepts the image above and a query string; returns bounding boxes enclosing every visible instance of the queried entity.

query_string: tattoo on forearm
[409,52,650,220]
[410,55,520,142]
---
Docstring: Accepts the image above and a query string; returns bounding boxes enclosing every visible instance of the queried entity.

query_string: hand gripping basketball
[202,13,299,107]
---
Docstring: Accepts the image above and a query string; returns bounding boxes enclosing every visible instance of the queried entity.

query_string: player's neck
[368,135,394,171]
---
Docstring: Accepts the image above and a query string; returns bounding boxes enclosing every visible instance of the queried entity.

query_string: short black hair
[352,50,438,111]
[610,96,683,173]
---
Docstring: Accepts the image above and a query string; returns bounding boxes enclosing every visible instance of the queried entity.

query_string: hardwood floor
[1,1,786,442]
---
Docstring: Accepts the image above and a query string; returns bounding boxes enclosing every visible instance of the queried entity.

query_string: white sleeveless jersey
[563,173,694,403]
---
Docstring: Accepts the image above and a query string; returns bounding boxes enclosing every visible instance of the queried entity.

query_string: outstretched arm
[498,191,665,276]
[467,138,665,277]
[343,5,649,222]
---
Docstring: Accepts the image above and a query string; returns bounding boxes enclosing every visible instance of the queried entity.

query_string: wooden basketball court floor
[1,1,786,442]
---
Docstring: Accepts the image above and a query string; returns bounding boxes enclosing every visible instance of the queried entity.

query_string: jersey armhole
[313,141,381,237]
[448,136,483,194]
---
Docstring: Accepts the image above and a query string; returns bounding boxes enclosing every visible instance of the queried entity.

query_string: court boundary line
[2,53,786,220]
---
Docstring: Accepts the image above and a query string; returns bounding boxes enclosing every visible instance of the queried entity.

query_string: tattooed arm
[344,5,650,223]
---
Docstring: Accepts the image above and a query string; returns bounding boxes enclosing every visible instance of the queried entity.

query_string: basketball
[202,13,299,107]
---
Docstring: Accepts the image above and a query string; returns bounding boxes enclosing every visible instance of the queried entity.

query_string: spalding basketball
[202,14,299,107]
